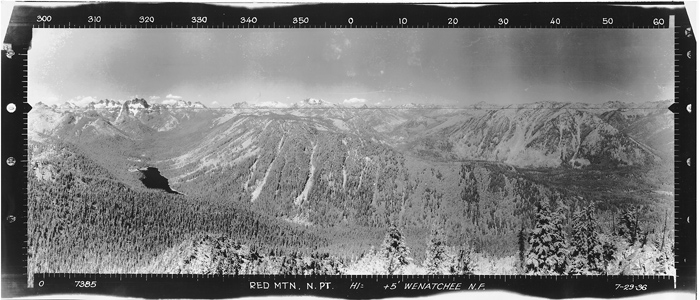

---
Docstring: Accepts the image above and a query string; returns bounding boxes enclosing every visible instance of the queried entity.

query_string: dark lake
[139,167,182,194]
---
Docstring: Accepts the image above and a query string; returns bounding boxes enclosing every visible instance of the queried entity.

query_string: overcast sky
[29,28,673,107]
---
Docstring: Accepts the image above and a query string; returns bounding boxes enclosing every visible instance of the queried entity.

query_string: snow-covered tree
[423,226,453,275]
[618,207,642,246]
[450,246,476,275]
[525,200,568,275]
[517,224,527,273]
[569,203,616,275]
[380,226,412,274]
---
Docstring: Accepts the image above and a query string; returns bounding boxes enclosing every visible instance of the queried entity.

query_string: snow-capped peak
[294,98,335,108]
[255,101,289,108]
[160,99,207,109]
[231,101,252,109]
[395,103,421,109]
[91,99,121,109]
[128,98,151,109]
[393,103,443,109]
[59,102,79,109]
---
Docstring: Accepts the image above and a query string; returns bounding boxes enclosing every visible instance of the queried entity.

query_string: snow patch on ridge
[342,166,347,190]
[331,119,349,131]
[250,162,272,202]
[294,143,317,206]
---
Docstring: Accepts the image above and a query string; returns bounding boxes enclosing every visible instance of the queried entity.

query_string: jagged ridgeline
[28,97,674,275]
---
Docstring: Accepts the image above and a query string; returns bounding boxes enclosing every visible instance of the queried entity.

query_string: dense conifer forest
[27,100,675,282]
[28,140,674,282]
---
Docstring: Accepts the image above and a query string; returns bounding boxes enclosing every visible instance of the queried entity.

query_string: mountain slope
[407,107,660,168]
[27,97,674,272]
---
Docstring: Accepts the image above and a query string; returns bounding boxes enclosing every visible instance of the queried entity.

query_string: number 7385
[75,280,97,288]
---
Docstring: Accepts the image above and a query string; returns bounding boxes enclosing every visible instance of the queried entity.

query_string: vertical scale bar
[1,41,31,296]
[672,12,696,290]
[21,54,29,288]
[672,15,680,290]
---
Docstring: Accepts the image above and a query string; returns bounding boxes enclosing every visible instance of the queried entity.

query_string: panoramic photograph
[27,28,674,279]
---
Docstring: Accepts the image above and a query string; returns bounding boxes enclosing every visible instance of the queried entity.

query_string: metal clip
[2,44,14,59]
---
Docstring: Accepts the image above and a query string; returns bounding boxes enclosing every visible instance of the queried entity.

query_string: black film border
[1,2,695,299]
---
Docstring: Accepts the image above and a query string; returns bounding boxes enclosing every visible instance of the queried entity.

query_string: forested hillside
[27,98,675,279]
[28,142,329,277]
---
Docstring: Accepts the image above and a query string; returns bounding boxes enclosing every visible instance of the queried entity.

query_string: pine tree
[517,224,527,273]
[423,226,452,275]
[569,203,615,275]
[450,246,476,275]
[618,207,641,246]
[380,226,412,275]
[525,200,568,275]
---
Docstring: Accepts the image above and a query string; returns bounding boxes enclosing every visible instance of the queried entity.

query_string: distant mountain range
[27,96,674,228]
[30,97,673,168]
[27,96,675,275]
[42,98,207,111]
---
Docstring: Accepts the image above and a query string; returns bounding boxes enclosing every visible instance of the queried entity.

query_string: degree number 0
[37,15,52,22]
[139,16,155,23]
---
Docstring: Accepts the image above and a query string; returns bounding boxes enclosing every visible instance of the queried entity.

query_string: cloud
[149,95,160,100]
[72,96,97,107]
[343,97,366,104]
[162,99,178,105]
[166,94,182,99]
[211,101,219,105]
